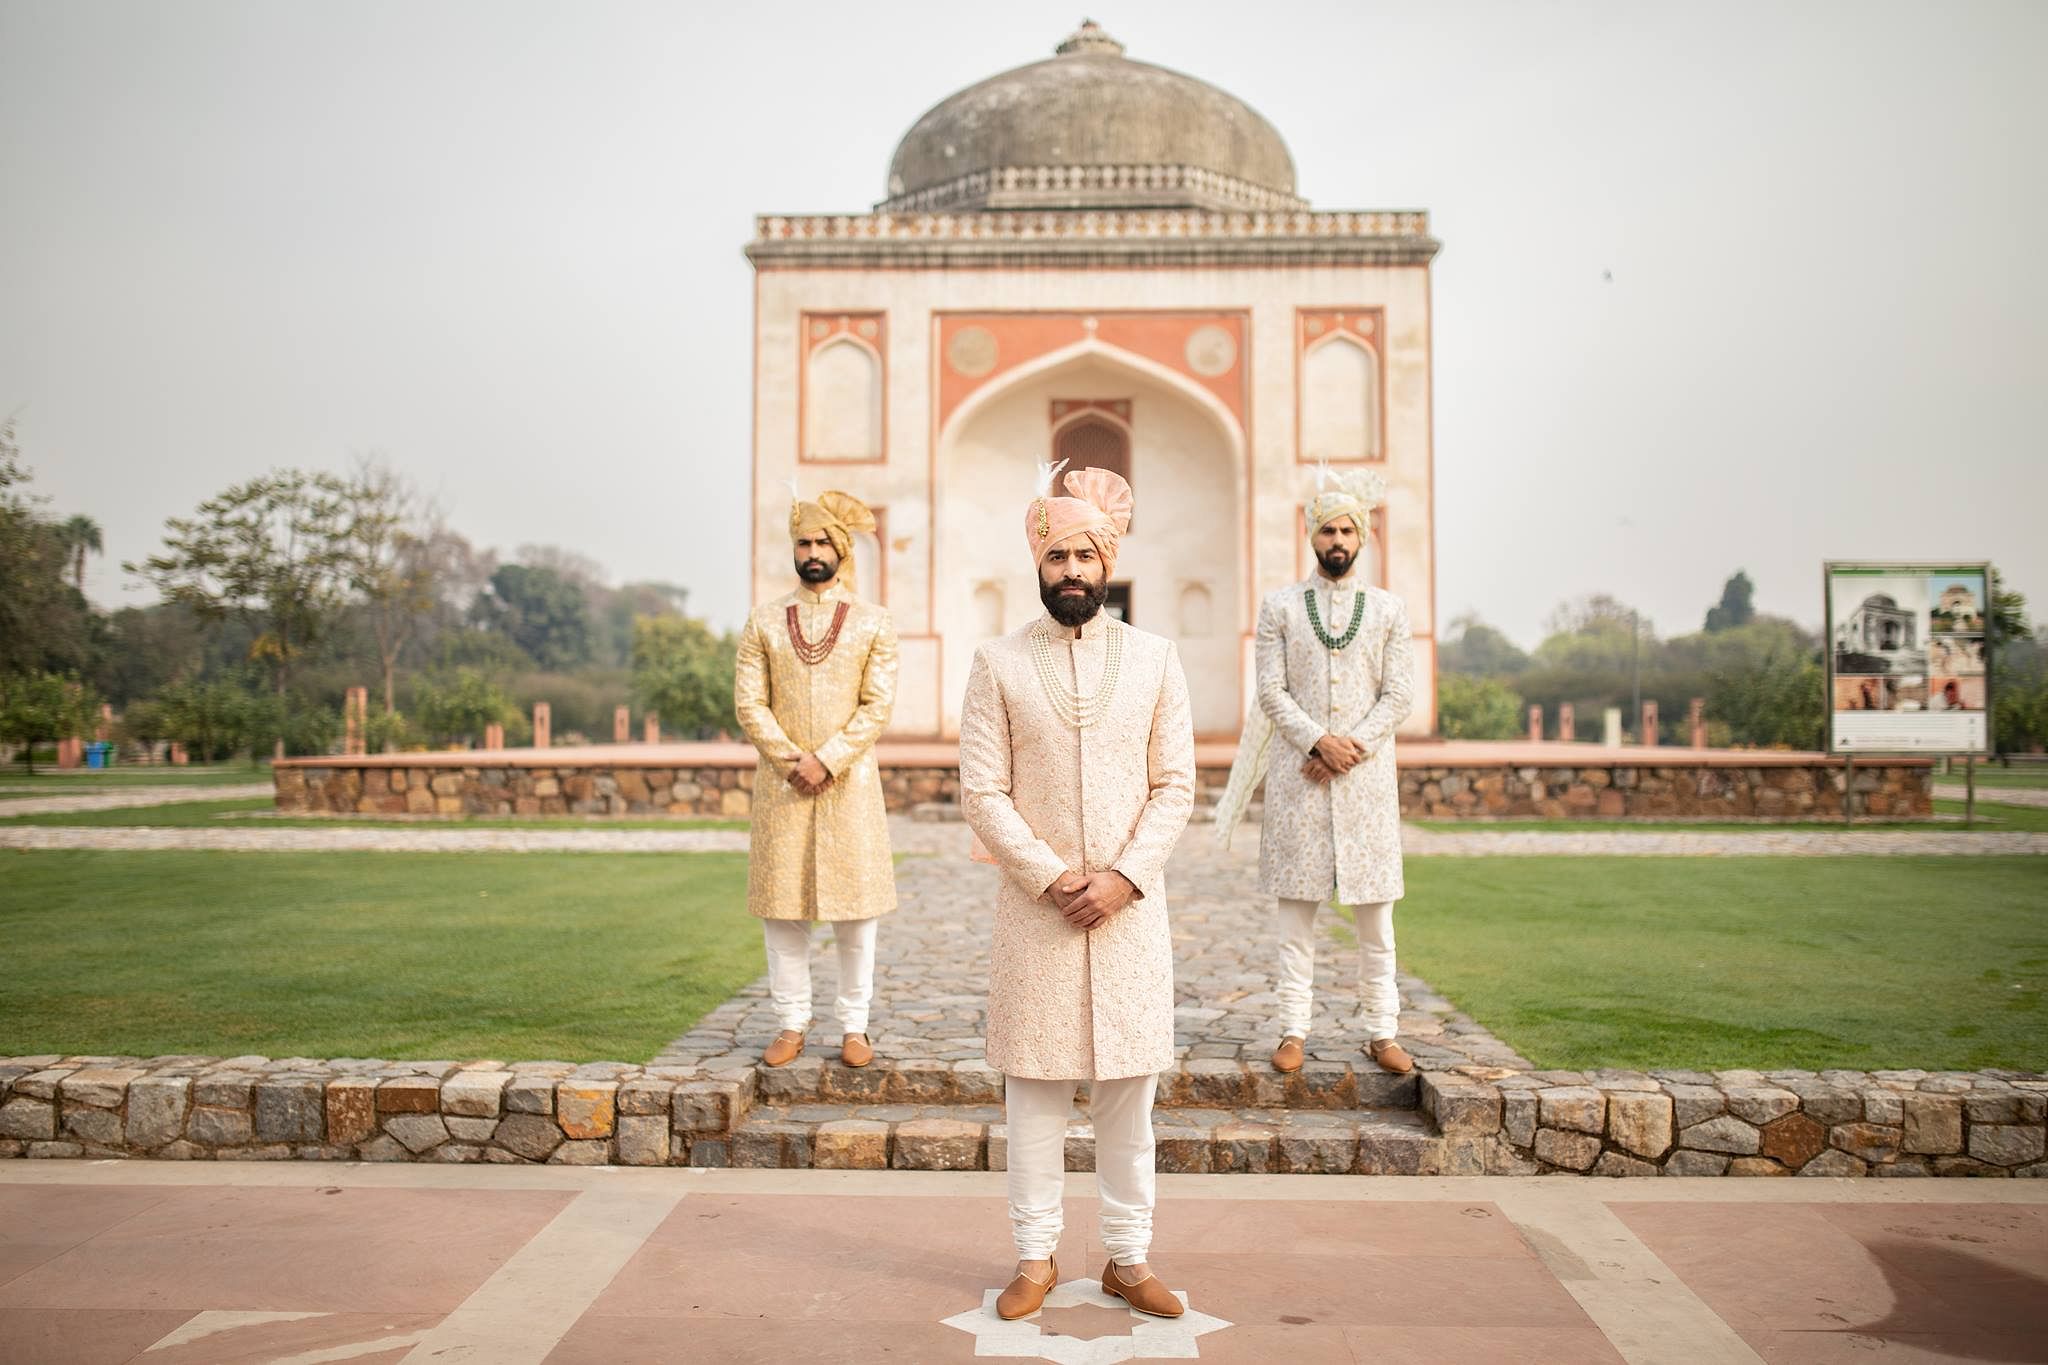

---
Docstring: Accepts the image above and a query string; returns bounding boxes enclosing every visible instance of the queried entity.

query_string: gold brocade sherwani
[734,580,899,922]
[1255,574,1415,906]
[958,614,1196,1081]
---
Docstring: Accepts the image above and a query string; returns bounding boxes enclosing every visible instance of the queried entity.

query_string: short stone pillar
[1527,704,1543,743]
[343,687,368,756]
[643,713,660,744]
[483,723,505,751]
[1603,706,1622,748]
[95,702,114,743]
[1641,699,1659,748]
[1689,697,1707,749]
[169,742,189,766]
[1558,703,1576,742]
[56,736,84,769]
[614,705,631,743]
[533,702,551,750]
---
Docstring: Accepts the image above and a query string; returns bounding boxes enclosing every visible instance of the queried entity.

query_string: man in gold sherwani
[734,490,899,1069]
[958,463,1195,1322]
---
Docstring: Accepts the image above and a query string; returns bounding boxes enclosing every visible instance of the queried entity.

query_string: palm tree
[60,515,101,590]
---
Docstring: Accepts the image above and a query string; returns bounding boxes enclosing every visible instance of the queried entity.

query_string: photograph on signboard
[1832,676,1895,711]
[1929,676,1985,712]
[1930,635,1986,675]
[1826,562,1992,755]
[1831,575,1930,678]
[1929,573,1987,632]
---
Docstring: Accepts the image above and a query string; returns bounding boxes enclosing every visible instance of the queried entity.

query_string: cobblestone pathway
[655,821,1532,1074]
[1935,781,2048,809]
[0,782,272,815]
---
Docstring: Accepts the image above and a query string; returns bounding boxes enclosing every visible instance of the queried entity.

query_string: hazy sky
[3,0,2043,646]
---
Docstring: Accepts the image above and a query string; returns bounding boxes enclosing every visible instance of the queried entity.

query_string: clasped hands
[1303,733,1367,786]
[786,753,833,796]
[1047,868,1137,930]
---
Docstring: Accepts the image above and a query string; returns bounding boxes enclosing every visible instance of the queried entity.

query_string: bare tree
[345,460,446,713]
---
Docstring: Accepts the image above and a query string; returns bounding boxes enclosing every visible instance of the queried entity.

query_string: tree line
[0,420,736,767]
[1436,569,2048,755]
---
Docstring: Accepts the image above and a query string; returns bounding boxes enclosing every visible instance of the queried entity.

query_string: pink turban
[1025,462,1134,579]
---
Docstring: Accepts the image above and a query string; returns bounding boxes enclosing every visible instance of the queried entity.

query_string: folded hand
[1050,869,1137,930]
[788,753,833,795]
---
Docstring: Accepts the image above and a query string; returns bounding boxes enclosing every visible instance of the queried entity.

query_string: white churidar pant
[760,916,878,1035]
[1275,898,1398,1041]
[1004,1073,1158,1266]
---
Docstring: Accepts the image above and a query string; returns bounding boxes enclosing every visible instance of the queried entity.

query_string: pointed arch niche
[936,342,1246,736]
[1296,310,1384,463]
[801,313,885,462]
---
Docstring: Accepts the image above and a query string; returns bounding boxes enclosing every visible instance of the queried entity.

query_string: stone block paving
[0,782,272,815]
[1935,780,2048,809]
[2,1162,2043,1364]
[8,806,2047,854]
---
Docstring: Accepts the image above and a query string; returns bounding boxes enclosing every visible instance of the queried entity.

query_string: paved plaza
[3,1161,2043,1364]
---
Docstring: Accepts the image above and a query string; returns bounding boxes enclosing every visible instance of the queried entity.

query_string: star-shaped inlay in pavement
[940,1277,1232,1363]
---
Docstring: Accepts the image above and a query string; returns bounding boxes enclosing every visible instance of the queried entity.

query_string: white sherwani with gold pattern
[1255,574,1415,906]
[958,614,1195,1081]
[734,581,898,923]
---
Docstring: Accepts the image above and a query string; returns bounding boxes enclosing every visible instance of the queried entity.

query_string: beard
[1040,574,1109,627]
[1316,545,1356,579]
[797,557,836,584]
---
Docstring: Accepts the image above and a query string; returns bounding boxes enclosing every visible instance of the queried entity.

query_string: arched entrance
[935,343,1246,736]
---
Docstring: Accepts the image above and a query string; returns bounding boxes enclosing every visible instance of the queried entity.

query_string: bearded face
[1312,515,1361,579]
[794,533,841,585]
[1038,536,1110,627]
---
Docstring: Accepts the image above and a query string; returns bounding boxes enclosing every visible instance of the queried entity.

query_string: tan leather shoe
[1271,1036,1305,1073]
[1101,1262,1184,1318]
[996,1257,1056,1320]
[762,1029,806,1067]
[1367,1037,1415,1075]
[841,1033,873,1068]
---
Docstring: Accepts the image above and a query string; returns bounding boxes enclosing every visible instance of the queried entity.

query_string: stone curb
[1421,1067,2048,1178]
[5,1053,2040,1175]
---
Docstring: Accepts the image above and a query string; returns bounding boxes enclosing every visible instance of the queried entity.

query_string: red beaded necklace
[786,600,851,665]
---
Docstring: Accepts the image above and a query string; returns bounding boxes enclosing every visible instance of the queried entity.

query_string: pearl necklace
[1029,619,1124,728]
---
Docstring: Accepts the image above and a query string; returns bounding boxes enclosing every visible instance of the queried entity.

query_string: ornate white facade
[748,24,1440,739]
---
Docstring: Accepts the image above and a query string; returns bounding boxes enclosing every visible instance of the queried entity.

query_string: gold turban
[789,489,876,591]
[1026,461,1134,580]
[1304,466,1386,544]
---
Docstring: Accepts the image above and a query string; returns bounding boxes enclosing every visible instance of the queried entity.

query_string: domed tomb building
[746,23,1440,738]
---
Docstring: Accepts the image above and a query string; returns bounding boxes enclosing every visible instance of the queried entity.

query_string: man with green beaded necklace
[1223,467,1416,1077]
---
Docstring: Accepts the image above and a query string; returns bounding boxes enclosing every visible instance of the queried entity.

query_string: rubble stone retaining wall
[1398,762,1931,820]
[1422,1067,2046,1177]
[274,763,960,820]
[4,1054,2036,1176]
[274,758,1931,821]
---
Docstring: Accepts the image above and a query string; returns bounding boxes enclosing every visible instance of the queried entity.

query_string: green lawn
[0,851,761,1060]
[0,765,268,797]
[1393,857,2048,1073]
[1414,798,2048,835]
[1939,766,2048,790]
[0,797,746,833]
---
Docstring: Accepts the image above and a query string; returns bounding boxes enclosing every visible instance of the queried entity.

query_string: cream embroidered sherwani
[734,580,899,922]
[958,614,1195,1081]
[1255,575,1415,905]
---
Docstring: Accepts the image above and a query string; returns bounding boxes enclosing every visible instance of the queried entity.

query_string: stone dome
[881,22,1303,214]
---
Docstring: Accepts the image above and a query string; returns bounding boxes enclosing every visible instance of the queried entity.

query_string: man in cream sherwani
[958,462,1195,1323]
[1214,469,1416,1078]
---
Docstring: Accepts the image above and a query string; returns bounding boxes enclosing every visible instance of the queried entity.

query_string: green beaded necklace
[1304,586,1367,651]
